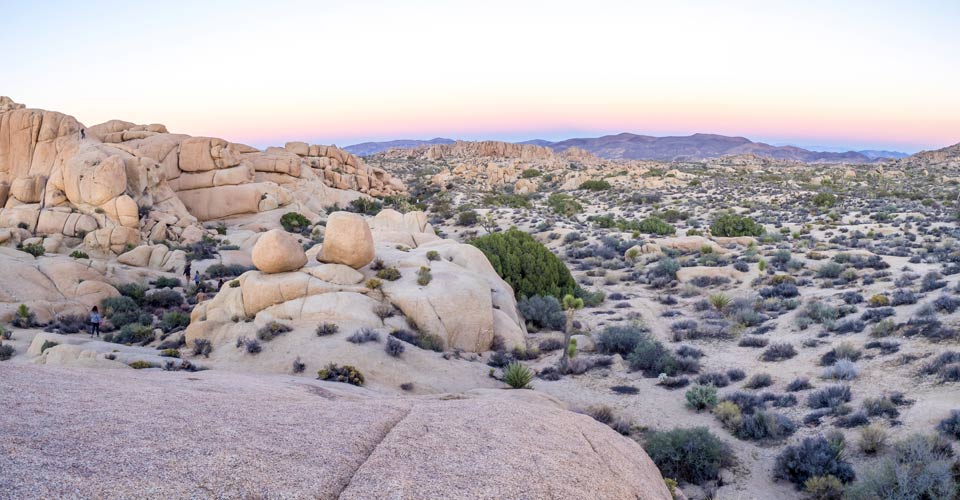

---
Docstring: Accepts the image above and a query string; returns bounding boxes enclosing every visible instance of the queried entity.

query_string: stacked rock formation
[0,97,406,254]
[187,210,527,357]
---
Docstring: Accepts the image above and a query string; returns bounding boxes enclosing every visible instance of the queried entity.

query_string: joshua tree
[559,294,584,371]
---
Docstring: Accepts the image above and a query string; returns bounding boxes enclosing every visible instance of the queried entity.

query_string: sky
[3,0,959,153]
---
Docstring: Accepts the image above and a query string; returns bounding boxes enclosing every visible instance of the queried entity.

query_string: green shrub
[521,168,540,178]
[686,384,718,411]
[204,263,252,278]
[12,304,36,328]
[470,228,577,300]
[846,434,955,499]
[503,361,533,389]
[482,193,532,208]
[627,334,690,377]
[257,321,292,341]
[128,360,155,369]
[637,216,676,236]
[348,198,382,216]
[859,423,888,454]
[426,250,440,261]
[161,311,190,332]
[316,323,339,336]
[69,250,89,259]
[153,276,182,289]
[101,296,141,328]
[376,267,402,281]
[773,435,855,489]
[192,339,212,357]
[144,289,184,309]
[317,363,364,385]
[117,283,148,304]
[0,343,14,361]
[518,295,565,331]
[575,287,605,307]
[108,323,154,345]
[713,401,743,430]
[546,193,582,216]
[19,243,45,257]
[594,324,650,356]
[40,340,59,353]
[644,427,734,486]
[160,348,181,358]
[280,212,311,233]
[457,210,478,226]
[390,329,444,352]
[804,475,844,500]
[579,179,611,191]
[710,213,764,237]
[416,266,432,286]
[812,192,838,209]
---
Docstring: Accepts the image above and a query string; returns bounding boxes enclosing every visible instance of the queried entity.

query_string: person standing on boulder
[89,306,101,337]
[184,262,192,279]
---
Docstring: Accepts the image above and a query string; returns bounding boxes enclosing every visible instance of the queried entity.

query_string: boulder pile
[0,97,406,255]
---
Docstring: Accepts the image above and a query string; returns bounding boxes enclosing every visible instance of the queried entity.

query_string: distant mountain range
[522,133,906,163]
[345,132,909,163]
[344,138,454,156]
[856,150,910,160]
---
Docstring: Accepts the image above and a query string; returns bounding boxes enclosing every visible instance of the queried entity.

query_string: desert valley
[2,92,960,499]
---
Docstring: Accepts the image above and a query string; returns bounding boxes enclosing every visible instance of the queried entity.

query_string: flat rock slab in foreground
[0,365,671,500]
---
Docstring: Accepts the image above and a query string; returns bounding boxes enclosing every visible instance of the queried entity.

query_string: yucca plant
[709,293,732,311]
[503,361,533,389]
[12,304,35,328]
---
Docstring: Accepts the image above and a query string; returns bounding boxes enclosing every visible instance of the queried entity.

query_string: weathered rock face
[283,142,405,197]
[116,244,187,274]
[251,229,308,274]
[319,211,375,269]
[0,248,118,324]
[1,364,673,500]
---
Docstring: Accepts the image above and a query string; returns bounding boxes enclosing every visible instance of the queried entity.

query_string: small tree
[559,294,584,371]
[479,212,497,234]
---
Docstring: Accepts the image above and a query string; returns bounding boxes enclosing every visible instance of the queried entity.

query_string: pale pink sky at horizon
[5,0,959,153]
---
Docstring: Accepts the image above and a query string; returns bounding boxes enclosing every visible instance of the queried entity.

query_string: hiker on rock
[89,306,101,337]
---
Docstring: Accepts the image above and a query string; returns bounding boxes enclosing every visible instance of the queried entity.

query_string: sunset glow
[5,0,958,152]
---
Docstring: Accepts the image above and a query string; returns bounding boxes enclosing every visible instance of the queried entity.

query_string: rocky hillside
[528,132,892,163]
[344,137,455,156]
[888,142,960,170]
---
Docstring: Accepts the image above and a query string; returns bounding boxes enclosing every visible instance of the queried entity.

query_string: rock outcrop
[0,247,118,324]
[186,211,526,358]
[0,364,673,500]
[0,97,406,256]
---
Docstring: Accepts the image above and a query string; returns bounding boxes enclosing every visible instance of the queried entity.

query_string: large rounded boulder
[252,229,307,274]
[318,211,375,269]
